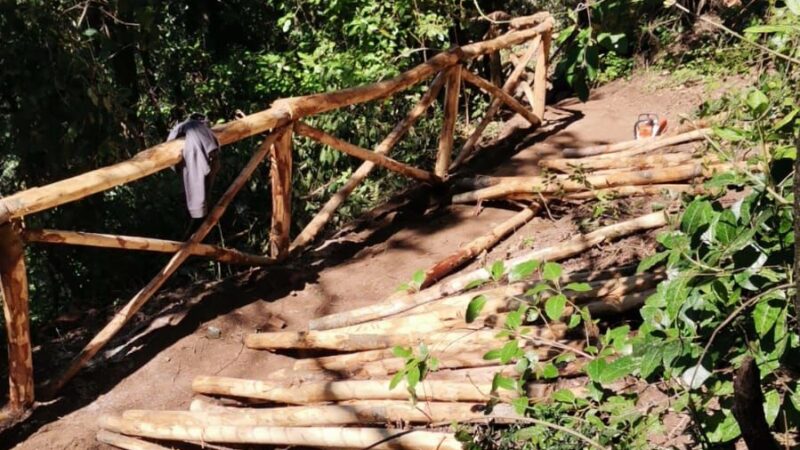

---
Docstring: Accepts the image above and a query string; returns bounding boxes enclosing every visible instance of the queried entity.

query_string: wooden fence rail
[0,12,553,419]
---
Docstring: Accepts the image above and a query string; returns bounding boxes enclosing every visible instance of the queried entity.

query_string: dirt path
[4,72,724,449]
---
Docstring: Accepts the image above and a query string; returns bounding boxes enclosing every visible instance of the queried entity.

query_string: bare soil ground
[2,72,738,449]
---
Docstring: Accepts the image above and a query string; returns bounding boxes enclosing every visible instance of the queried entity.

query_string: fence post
[533,28,551,121]
[269,123,293,260]
[435,66,462,178]
[0,222,34,412]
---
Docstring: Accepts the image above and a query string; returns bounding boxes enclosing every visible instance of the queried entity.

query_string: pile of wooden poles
[95,124,741,449]
[452,124,724,204]
[97,209,671,449]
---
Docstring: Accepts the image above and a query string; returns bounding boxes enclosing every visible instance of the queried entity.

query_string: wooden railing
[0,12,553,419]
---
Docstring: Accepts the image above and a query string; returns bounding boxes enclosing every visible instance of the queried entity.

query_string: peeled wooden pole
[309,211,669,330]
[421,204,540,288]
[0,18,553,225]
[532,28,551,119]
[540,151,699,173]
[295,122,439,184]
[461,69,541,126]
[561,122,710,158]
[453,163,734,203]
[451,35,542,169]
[192,376,500,404]
[521,81,537,112]
[0,223,34,411]
[269,124,293,259]
[561,184,704,200]
[581,128,711,161]
[132,400,507,427]
[45,129,288,396]
[22,229,275,266]
[290,73,447,252]
[101,415,462,450]
[96,430,172,450]
[246,324,563,352]
[435,66,462,177]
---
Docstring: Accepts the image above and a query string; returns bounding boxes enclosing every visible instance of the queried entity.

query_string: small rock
[206,326,222,339]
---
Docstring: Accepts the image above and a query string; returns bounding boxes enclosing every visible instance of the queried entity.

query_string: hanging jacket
[166,114,220,218]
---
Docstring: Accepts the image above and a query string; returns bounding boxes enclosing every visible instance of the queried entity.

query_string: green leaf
[542,262,562,281]
[499,340,522,364]
[564,282,592,292]
[466,295,488,323]
[714,210,738,245]
[83,28,99,37]
[545,294,567,321]
[505,309,523,330]
[492,373,516,391]
[705,409,741,443]
[773,108,799,130]
[599,356,636,383]
[746,89,769,115]
[512,396,529,415]
[490,260,505,281]
[567,313,582,328]
[407,365,420,389]
[392,346,412,358]
[551,388,576,404]
[586,358,608,383]
[411,270,425,288]
[428,357,439,372]
[753,298,782,337]
[464,278,488,290]
[640,346,663,378]
[525,283,550,298]
[540,362,559,379]
[389,370,406,389]
[681,199,714,235]
[637,251,668,273]
[483,349,502,361]
[713,126,745,142]
[509,260,539,282]
[744,24,800,33]
[764,390,781,426]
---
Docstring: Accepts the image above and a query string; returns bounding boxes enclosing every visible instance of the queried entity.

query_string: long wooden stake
[100,415,463,450]
[451,35,542,169]
[290,72,448,252]
[435,66,462,177]
[309,211,668,330]
[269,124,293,259]
[96,430,172,450]
[45,128,288,396]
[192,376,502,404]
[131,400,509,427]
[532,28,551,119]
[22,229,275,266]
[561,121,711,158]
[295,122,440,184]
[0,223,34,411]
[540,151,699,173]
[461,69,541,126]
[578,128,711,161]
[246,320,563,352]
[453,163,735,203]
[421,204,540,288]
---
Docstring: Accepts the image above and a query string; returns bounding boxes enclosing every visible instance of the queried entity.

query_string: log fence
[0,13,554,417]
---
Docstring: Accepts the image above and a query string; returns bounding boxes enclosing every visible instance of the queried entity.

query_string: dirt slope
[5,72,727,449]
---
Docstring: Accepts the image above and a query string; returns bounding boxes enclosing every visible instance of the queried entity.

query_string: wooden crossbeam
[461,69,541,126]
[45,127,289,396]
[22,229,275,265]
[290,72,448,252]
[294,122,440,184]
[451,35,542,169]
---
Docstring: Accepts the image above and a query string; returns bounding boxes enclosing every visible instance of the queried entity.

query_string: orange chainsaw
[634,113,668,139]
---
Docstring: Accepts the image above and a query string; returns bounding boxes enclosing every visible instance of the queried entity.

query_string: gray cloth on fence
[167,115,220,218]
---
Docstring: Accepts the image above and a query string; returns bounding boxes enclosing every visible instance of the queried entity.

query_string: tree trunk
[731,356,779,450]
